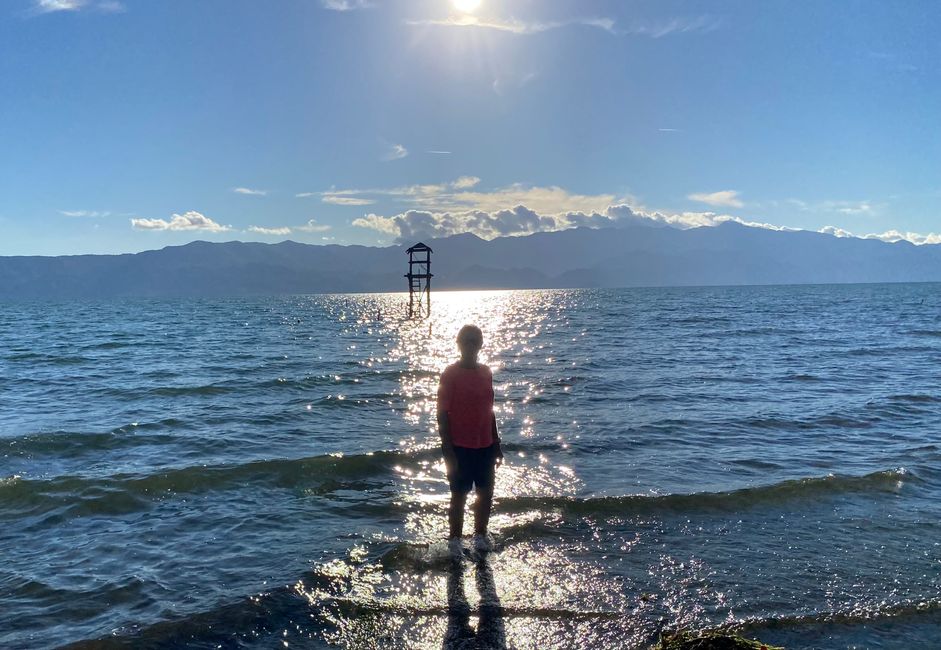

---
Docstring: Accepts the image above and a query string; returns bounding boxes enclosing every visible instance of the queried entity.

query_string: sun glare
[452,0,481,14]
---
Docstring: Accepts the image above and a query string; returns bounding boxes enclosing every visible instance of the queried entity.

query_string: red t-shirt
[437,363,494,449]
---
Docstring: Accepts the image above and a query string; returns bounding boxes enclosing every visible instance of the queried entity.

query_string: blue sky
[1,0,938,255]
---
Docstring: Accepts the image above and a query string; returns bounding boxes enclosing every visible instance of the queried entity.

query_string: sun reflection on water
[292,290,655,648]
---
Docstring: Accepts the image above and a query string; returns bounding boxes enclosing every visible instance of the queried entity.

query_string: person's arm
[437,371,457,468]
[438,411,457,467]
[491,413,504,466]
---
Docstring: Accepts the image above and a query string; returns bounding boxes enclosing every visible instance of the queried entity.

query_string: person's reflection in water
[443,557,506,650]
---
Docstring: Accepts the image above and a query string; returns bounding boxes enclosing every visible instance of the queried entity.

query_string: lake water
[2,285,941,649]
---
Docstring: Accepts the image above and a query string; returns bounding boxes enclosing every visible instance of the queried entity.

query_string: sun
[452,0,482,14]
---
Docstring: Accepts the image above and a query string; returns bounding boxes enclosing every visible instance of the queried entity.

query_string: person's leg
[447,447,472,539]
[449,490,468,539]
[472,446,497,535]
[473,484,493,535]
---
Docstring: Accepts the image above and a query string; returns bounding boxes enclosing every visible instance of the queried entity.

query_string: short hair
[457,324,483,343]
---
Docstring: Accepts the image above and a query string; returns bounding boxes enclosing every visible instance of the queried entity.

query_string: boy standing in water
[437,324,504,558]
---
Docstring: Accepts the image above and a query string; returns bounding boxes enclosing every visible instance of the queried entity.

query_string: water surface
[2,285,940,648]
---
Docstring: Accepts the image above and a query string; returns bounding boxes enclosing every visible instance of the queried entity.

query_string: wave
[736,596,941,634]
[83,340,135,350]
[909,329,941,338]
[4,420,187,457]
[5,352,91,365]
[497,469,913,516]
[147,385,235,397]
[783,373,820,382]
[886,393,941,404]
[0,447,439,520]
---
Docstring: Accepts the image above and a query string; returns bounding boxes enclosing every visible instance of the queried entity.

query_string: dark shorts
[447,444,496,494]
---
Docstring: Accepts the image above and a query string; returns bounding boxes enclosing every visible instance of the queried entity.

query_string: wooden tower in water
[405,242,433,318]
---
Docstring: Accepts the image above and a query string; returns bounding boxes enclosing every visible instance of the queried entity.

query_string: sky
[1,0,939,256]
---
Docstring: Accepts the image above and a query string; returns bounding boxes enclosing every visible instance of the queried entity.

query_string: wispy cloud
[60,209,110,217]
[658,128,682,132]
[789,198,878,215]
[383,143,409,161]
[408,15,615,35]
[244,221,333,235]
[233,187,267,196]
[297,219,331,233]
[33,0,124,14]
[452,176,480,190]
[321,0,373,11]
[295,192,316,198]
[427,150,452,155]
[96,0,124,12]
[407,14,717,38]
[34,0,83,12]
[622,16,720,38]
[323,177,618,215]
[131,211,231,232]
[322,195,376,206]
[689,190,744,208]
[493,71,537,95]
[247,225,292,236]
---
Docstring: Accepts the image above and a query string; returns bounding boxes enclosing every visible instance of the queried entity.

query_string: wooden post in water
[405,242,433,318]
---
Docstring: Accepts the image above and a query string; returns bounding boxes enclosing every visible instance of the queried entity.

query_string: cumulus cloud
[353,203,734,243]
[247,226,291,236]
[864,230,941,245]
[819,225,854,238]
[131,211,231,232]
[60,210,110,217]
[321,0,372,10]
[297,219,331,233]
[688,190,744,208]
[349,196,812,243]
[383,143,409,161]
[233,187,267,196]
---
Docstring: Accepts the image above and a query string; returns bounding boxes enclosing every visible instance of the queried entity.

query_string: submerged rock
[655,630,783,650]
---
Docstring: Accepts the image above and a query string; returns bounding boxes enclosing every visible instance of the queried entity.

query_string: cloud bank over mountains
[119,177,937,248]
[339,177,938,247]
[351,204,754,243]
[352,198,939,246]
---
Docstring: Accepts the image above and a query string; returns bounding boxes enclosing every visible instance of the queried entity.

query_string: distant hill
[2,222,940,298]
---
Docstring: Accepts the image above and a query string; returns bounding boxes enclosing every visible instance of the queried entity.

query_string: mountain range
[2,221,940,298]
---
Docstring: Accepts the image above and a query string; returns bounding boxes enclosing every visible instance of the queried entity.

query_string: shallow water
[2,285,940,649]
